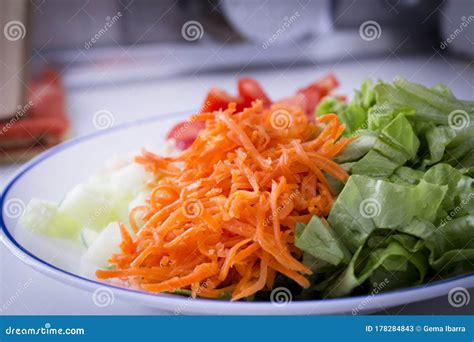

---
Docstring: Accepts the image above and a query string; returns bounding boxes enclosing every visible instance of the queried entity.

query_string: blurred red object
[0,68,69,163]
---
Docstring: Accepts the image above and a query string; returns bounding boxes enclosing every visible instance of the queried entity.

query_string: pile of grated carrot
[96,100,350,300]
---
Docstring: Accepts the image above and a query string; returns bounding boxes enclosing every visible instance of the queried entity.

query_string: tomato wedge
[166,120,205,150]
[168,79,272,150]
[297,73,339,117]
[167,74,339,150]
[238,78,271,107]
[201,87,243,113]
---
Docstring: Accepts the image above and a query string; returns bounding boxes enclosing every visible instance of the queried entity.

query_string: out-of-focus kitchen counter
[1,56,473,315]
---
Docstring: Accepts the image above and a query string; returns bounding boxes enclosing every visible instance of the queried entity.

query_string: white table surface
[1,56,473,315]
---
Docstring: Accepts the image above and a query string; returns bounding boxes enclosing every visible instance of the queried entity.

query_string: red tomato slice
[311,73,339,94]
[238,78,271,107]
[166,120,205,141]
[201,87,239,113]
[168,88,233,149]
[167,75,338,150]
[297,73,339,117]
[169,88,244,150]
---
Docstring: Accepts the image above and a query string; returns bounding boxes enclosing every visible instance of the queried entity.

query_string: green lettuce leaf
[316,80,376,135]
[423,163,474,218]
[327,175,446,252]
[425,216,474,274]
[295,216,351,266]
[333,77,474,172]
[298,77,474,299]
[325,233,428,297]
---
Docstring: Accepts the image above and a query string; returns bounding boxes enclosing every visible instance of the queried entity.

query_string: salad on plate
[20,74,474,301]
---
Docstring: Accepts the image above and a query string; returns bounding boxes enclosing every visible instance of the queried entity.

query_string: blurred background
[0,0,473,314]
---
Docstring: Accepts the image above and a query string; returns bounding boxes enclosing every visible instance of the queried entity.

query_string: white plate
[1,112,473,315]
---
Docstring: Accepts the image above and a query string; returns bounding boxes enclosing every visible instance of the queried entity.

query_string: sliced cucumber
[19,198,58,233]
[20,198,78,239]
[21,160,153,242]
[82,222,123,267]
[57,182,118,232]
[80,228,99,248]
[109,163,152,197]
[128,191,149,211]
[116,190,150,225]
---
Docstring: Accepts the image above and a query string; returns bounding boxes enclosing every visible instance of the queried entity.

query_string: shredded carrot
[96,101,349,300]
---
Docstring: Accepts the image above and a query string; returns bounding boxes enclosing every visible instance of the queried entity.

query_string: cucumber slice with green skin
[82,222,123,268]
[80,228,99,248]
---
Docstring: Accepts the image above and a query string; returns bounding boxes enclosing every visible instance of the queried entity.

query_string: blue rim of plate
[1,111,473,311]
